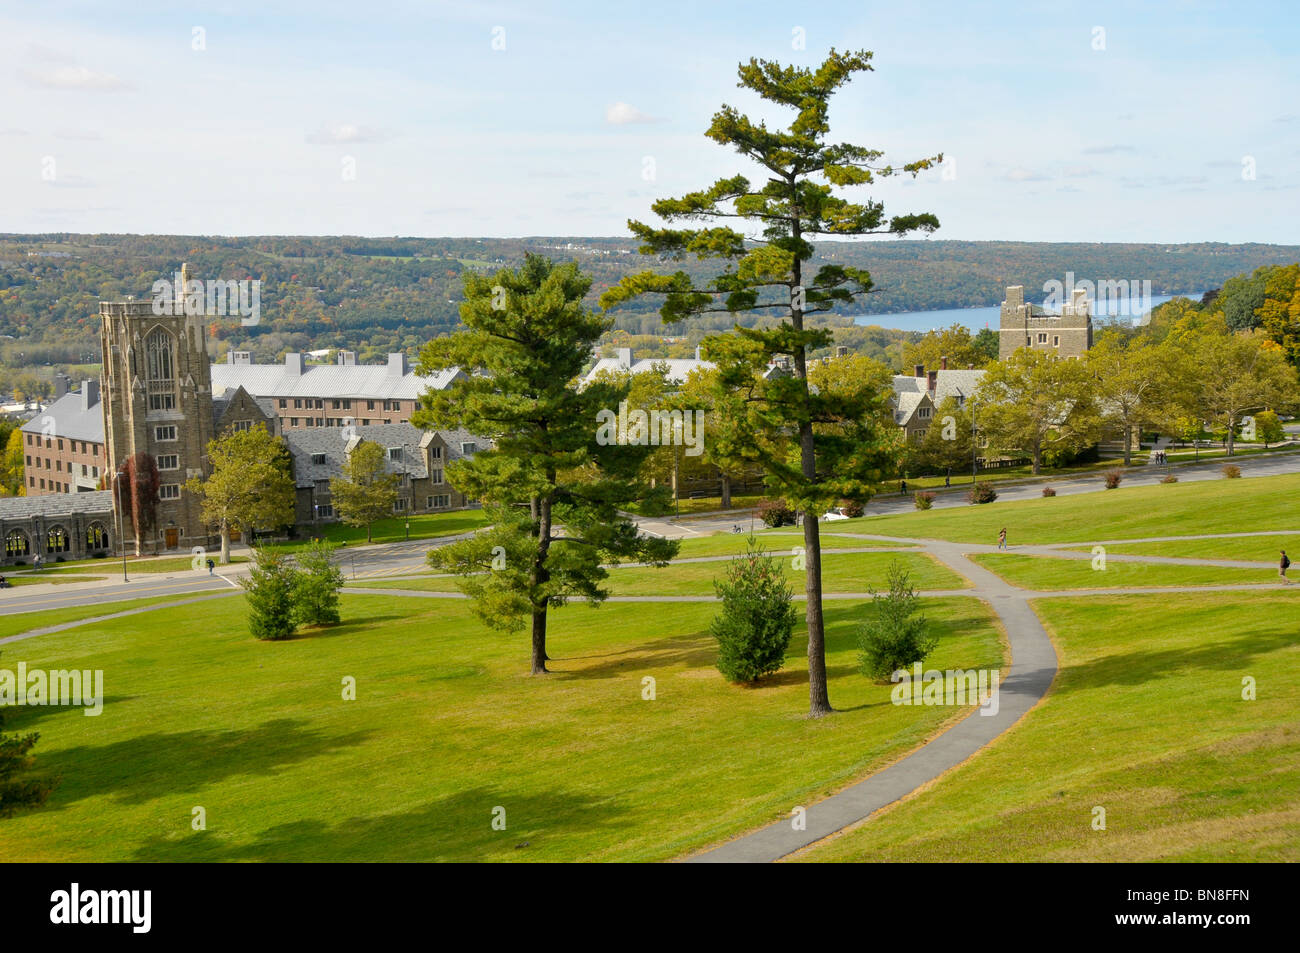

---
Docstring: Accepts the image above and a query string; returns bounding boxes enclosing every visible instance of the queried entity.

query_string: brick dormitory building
[1,272,482,566]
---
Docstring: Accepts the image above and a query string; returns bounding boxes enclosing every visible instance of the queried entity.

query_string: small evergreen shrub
[838,498,865,518]
[293,540,345,627]
[914,491,935,510]
[1222,464,1242,479]
[1103,469,1124,489]
[1041,486,1057,497]
[710,538,797,683]
[856,561,936,682]
[757,498,796,528]
[968,482,998,504]
[1161,474,1179,484]
[241,546,299,641]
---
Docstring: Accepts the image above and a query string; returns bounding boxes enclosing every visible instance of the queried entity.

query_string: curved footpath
[683,542,1058,863]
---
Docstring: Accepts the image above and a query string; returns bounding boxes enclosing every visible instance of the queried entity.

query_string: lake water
[855,293,1199,333]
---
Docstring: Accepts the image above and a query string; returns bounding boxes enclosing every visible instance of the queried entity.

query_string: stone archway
[46,524,72,555]
[86,521,110,553]
[5,528,31,559]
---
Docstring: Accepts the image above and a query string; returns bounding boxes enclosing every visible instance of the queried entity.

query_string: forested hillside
[2,233,1297,366]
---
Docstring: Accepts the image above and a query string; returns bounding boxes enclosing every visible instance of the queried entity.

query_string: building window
[159,484,181,500]
[461,442,476,455]
[46,526,71,553]
[388,447,402,461]
[1053,335,1060,347]
[158,454,180,470]
[430,446,441,459]
[81,464,88,476]
[311,453,326,465]
[232,420,253,432]
[431,468,443,484]
[86,523,109,550]
[918,407,932,420]
[1037,333,1048,344]
[57,439,64,451]
[394,498,407,512]
[367,400,375,411]
[93,444,99,456]
[314,479,330,494]
[294,399,303,409]
[155,425,178,441]
[279,399,288,409]
[5,529,32,557]
[429,494,449,509]
[24,455,31,466]
[149,392,176,411]
[92,466,98,478]
[316,503,334,518]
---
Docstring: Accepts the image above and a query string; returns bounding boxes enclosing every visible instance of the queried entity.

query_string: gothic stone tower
[100,266,214,553]
[998,285,1093,361]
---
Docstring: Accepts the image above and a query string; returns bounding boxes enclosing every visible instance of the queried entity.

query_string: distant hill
[2,233,1297,365]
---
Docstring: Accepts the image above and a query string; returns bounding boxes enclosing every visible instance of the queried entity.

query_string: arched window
[86,522,109,551]
[47,525,71,553]
[146,328,174,382]
[145,328,177,410]
[5,529,31,558]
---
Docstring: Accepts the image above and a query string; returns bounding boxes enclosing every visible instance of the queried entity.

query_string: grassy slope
[283,510,490,549]
[969,553,1279,590]
[0,592,1004,862]
[347,550,966,595]
[0,594,231,640]
[839,472,1300,544]
[797,592,1300,862]
[1063,533,1300,561]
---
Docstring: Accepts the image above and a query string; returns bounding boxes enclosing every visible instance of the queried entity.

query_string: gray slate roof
[0,490,114,520]
[284,423,484,488]
[211,364,463,401]
[891,369,986,424]
[19,390,104,443]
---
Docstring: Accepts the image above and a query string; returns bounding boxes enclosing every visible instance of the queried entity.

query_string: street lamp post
[113,465,129,583]
[405,518,410,541]
[970,398,979,488]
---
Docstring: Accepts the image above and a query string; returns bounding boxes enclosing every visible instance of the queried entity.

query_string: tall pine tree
[601,49,941,715]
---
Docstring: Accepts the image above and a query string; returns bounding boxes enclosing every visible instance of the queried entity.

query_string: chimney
[81,379,100,411]
[835,345,849,358]
[284,352,304,375]
[1072,288,1088,316]
[387,352,408,377]
[338,350,357,366]
[1006,285,1024,308]
[940,355,948,370]
[927,370,937,393]
[616,347,633,369]
[54,373,70,398]
[914,364,925,379]
[968,363,974,370]
[694,345,703,361]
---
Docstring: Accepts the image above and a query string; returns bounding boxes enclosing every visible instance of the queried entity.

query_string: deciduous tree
[187,424,296,564]
[330,441,399,542]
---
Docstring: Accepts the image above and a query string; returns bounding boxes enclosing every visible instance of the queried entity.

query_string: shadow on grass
[4,695,138,731]
[38,718,374,810]
[285,614,408,641]
[129,786,628,861]
[1053,630,1297,693]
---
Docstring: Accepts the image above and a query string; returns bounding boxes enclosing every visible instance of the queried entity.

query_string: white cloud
[20,66,131,91]
[1005,168,1049,182]
[305,123,388,144]
[605,102,662,125]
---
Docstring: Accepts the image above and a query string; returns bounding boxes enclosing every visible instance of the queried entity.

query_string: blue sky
[2,0,1297,242]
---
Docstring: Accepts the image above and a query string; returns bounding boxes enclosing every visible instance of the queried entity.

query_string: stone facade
[997,285,1093,361]
[0,491,115,567]
[100,282,215,554]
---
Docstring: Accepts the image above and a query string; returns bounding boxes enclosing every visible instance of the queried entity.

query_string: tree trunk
[803,502,831,716]
[790,222,832,718]
[530,605,549,675]
[219,518,230,565]
[1226,419,1235,457]
[529,494,554,673]
[1122,421,1132,467]
[720,472,732,509]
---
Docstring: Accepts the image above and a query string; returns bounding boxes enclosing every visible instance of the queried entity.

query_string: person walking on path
[998,527,1008,550]
[1281,550,1291,583]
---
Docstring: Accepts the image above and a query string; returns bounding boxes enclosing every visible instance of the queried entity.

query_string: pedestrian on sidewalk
[998,527,1007,550]
[206,558,215,575]
[1281,550,1291,582]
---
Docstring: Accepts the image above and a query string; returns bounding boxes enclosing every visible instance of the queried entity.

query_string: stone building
[99,282,216,554]
[891,360,984,445]
[283,423,480,529]
[997,285,1093,360]
[1,491,115,566]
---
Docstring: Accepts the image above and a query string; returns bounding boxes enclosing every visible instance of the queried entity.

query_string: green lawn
[2,574,108,587]
[18,555,247,576]
[0,592,1004,861]
[798,592,1300,862]
[1062,533,1300,562]
[668,532,914,559]
[0,594,236,640]
[839,472,1300,545]
[969,553,1280,590]
[281,510,490,549]
[348,550,966,595]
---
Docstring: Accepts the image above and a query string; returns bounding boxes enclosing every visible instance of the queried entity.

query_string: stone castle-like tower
[997,285,1093,361]
[100,264,214,553]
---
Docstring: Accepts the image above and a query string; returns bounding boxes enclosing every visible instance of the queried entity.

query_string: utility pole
[113,465,129,583]
[970,398,979,487]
